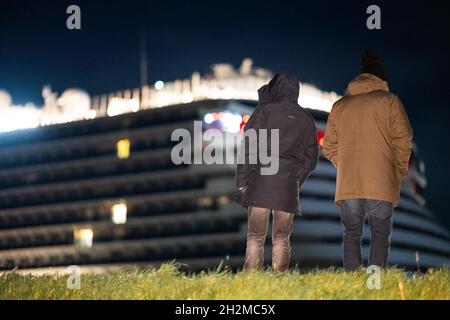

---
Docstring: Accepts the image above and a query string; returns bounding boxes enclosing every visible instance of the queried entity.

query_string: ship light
[204,113,215,124]
[240,114,250,130]
[220,112,242,133]
[107,98,139,116]
[155,81,165,90]
[217,195,230,206]
[0,108,40,132]
[197,196,213,208]
[116,139,131,159]
[111,201,128,224]
[74,227,94,248]
[203,111,243,133]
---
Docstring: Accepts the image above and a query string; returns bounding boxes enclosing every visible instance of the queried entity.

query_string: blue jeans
[341,199,394,270]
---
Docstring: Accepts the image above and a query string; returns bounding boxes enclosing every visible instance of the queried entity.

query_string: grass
[0,263,449,300]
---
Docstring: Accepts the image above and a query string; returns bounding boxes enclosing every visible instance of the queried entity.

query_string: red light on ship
[317,129,325,148]
[240,114,250,131]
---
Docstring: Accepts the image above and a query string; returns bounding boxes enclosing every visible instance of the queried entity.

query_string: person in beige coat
[323,50,413,270]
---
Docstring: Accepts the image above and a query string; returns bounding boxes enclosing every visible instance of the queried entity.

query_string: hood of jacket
[267,73,299,103]
[257,85,271,103]
[346,73,389,96]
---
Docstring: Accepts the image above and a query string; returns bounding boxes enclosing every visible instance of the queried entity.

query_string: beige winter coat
[323,73,413,207]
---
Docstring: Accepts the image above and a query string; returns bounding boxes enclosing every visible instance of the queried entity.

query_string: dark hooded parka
[235,74,319,215]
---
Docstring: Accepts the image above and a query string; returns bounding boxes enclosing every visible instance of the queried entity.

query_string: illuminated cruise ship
[0,59,448,272]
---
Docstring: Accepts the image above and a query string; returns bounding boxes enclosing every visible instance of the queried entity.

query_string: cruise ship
[0,59,448,272]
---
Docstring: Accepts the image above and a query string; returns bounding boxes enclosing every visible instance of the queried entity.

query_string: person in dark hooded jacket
[236,73,319,271]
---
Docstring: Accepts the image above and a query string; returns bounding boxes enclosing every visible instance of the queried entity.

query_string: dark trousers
[341,199,394,271]
[244,206,294,272]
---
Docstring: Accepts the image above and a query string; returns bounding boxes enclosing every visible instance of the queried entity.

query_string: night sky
[1,0,449,228]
